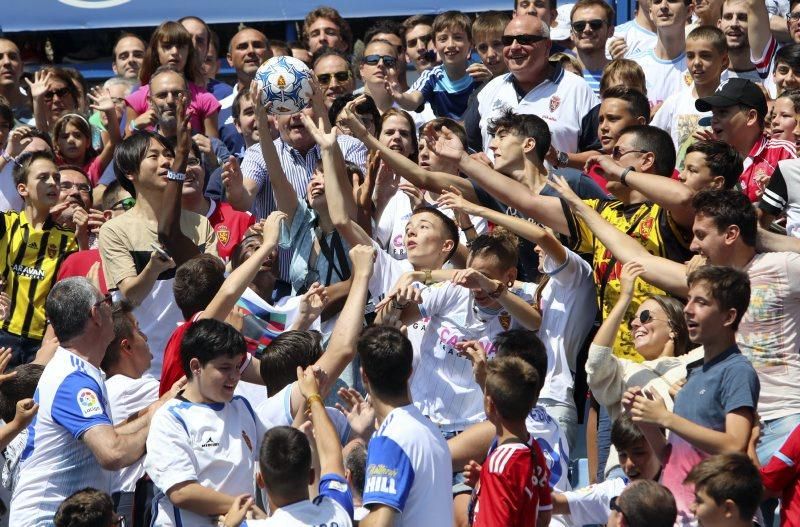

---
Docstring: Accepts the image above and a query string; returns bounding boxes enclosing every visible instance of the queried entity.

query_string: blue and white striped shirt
[239,134,368,280]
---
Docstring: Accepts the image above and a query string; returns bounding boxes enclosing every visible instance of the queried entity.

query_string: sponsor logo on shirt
[365,464,399,495]
[328,480,348,493]
[27,241,38,250]
[12,263,45,280]
[77,388,103,417]
[202,436,220,448]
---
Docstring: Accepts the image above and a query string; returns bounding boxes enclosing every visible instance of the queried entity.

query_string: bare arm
[756,226,800,253]
[255,99,298,222]
[167,481,236,516]
[82,423,149,471]
[88,87,122,174]
[448,420,495,471]
[203,112,219,139]
[116,254,176,306]
[222,157,261,213]
[747,0,774,64]
[297,366,346,477]
[360,504,398,527]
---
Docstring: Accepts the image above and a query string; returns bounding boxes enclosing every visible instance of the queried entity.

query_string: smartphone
[150,242,170,261]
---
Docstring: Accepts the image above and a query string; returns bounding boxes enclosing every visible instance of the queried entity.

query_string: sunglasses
[317,70,351,85]
[610,496,625,516]
[501,34,548,47]
[787,12,800,21]
[110,197,136,211]
[611,146,649,160]
[44,87,71,102]
[407,33,433,48]
[93,293,113,309]
[628,309,669,330]
[362,54,398,68]
[59,181,91,193]
[572,19,607,32]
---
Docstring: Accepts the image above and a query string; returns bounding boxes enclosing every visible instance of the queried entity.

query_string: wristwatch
[167,170,186,182]
[556,150,569,168]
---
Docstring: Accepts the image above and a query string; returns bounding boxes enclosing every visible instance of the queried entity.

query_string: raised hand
[456,340,488,389]
[25,70,54,100]
[466,63,493,82]
[339,96,371,140]
[4,126,33,158]
[88,86,115,113]
[300,113,337,149]
[221,157,244,200]
[398,182,423,210]
[261,210,287,248]
[296,365,321,400]
[425,125,465,163]
[336,387,376,440]
[349,244,377,279]
[619,260,645,297]
[12,398,38,429]
[630,388,670,426]
[438,186,479,216]
[297,282,328,322]
[451,268,496,293]
[0,348,16,384]
[608,37,628,59]
[174,92,192,162]
[546,174,582,208]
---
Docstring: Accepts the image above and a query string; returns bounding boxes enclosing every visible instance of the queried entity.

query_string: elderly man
[9,278,173,526]
[111,34,145,82]
[464,14,598,162]
[0,38,31,121]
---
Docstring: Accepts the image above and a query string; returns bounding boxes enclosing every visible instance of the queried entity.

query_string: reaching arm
[297,366,346,477]
[448,420,495,471]
[756,226,800,253]
[254,96,298,222]
[452,268,542,330]
[593,262,640,349]
[88,87,122,175]
[747,0,774,65]
[360,504,398,527]
[167,482,236,517]
[549,176,690,296]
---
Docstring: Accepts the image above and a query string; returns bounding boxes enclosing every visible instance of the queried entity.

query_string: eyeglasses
[109,197,136,211]
[317,70,351,85]
[610,496,626,517]
[407,33,433,48]
[476,40,504,54]
[501,34,548,47]
[362,54,398,68]
[628,309,669,330]
[787,12,800,21]
[44,87,71,102]
[59,181,92,193]
[93,293,113,309]
[611,146,649,160]
[572,19,607,32]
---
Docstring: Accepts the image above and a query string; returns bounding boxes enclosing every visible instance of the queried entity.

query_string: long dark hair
[139,21,203,85]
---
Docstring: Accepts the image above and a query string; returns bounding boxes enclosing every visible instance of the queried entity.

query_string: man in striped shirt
[229,105,367,280]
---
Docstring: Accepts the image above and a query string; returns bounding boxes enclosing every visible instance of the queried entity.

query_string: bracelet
[424,269,433,285]
[167,170,186,182]
[391,299,408,311]
[488,280,506,299]
[461,225,475,233]
[306,393,323,408]
[620,166,634,187]
[129,120,138,132]
[0,151,13,164]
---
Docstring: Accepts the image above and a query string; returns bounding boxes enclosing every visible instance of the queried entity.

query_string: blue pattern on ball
[254,56,312,115]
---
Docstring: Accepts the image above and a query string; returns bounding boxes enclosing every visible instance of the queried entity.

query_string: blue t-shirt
[410,64,477,120]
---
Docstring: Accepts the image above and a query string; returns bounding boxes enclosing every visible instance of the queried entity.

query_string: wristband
[488,280,506,299]
[167,170,186,182]
[620,166,634,187]
[0,151,13,164]
[391,299,408,311]
[461,225,475,233]
[306,393,323,408]
[129,120,138,133]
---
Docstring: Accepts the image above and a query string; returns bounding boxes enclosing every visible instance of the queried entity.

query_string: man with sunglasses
[570,0,615,96]
[313,50,355,109]
[606,481,677,527]
[465,14,598,164]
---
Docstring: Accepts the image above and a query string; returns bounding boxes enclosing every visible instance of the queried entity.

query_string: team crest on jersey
[638,216,655,239]
[549,96,561,112]
[499,313,511,330]
[242,429,253,452]
[77,388,103,417]
[216,225,231,246]
[47,243,58,258]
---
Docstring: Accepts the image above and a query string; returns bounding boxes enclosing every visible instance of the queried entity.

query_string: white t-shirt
[527,405,571,492]
[363,405,452,526]
[243,473,353,527]
[0,164,22,213]
[145,395,273,527]
[10,347,113,526]
[106,375,159,493]
[537,249,597,407]
[650,83,709,166]
[629,49,691,108]
[476,68,599,156]
[609,19,658,59]
[561,476,628,526]
[413,282,529,431]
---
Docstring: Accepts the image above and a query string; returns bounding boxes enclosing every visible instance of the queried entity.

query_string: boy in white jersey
[222,366,354,527]
[145,319,274,527]
[359,326,453,526]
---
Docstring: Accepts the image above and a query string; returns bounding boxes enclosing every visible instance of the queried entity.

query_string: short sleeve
[419,283,463,319]
[544,248,591,288]
[240,144,267,187]
[51,373,112,438]
[98,222,137,287]
[279,198,314,249]
[561,478,626,526]
[720,359,759,414]
[144,406,199,494]
[761,424,800,492]
[363,435,415,512]
[124,86,149,114]
[197,92,221,118]
[199,216,219,258]
[339,136,368,173]
[760,166,788,217]
[318,473,355,518]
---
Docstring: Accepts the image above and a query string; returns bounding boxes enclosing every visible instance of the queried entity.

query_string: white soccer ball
[254,56,313,115]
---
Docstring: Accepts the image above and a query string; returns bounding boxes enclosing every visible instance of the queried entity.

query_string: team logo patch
[683,71,693,86]
[549,95,561,112]
[242,429,253,452]
[77,389,103,417]
[216,225,231,246]
[499,313,511,330]
[638,216,655,240]
[47,243,58,258]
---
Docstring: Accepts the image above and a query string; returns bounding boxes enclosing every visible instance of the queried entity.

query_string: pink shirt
[125,81,221,133]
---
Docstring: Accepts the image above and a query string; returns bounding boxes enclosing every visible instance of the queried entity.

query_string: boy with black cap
[696,77,796,202]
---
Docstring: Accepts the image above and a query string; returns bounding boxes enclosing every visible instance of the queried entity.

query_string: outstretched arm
[549,176,689,296]
[746,0,774,66]
[297,366,346,477]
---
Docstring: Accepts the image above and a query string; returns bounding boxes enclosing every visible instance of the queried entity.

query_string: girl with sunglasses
[358,39,403,114]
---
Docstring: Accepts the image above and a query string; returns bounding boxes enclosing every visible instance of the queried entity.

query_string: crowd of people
[2,0,800,526]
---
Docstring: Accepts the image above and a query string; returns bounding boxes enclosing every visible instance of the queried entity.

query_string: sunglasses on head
[407,33,433,48]
[628,309,668,329]
[317,70,351,85]
[362,54,398,68]
[110,197,136,211]
[572,19,607,32]
[44,87,71,101]
[501,34,547,47]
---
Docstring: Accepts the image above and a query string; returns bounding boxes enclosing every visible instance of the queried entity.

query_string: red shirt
[208,201,254,260]
[761,424,800,527]
[56,248,108,294]
[471,440,552,527]
[740,136,797,202]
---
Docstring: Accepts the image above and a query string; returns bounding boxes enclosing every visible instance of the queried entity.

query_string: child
[389,11,487,120]
[144,319,274,526]
[769,90,800,144]
[625,265,760,526]
[678,140,743,192]
[53,86,121,187]
[54,488,119,527]
[471,11,510,78]
[650,26,729,168]
[467,356,552,527]
[685,453,762,527]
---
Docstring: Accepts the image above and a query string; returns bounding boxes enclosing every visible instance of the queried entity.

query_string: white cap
[550,3,575,42]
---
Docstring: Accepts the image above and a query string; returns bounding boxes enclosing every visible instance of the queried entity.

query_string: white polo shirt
[629,49,691,108]
[475,66,599,155]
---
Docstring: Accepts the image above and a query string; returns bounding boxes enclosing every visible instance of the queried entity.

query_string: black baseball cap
[695,78,768,119]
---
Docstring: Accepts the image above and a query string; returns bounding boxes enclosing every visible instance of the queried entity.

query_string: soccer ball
[254,56,313,115]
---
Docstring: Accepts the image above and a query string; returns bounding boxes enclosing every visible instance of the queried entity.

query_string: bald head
[506,14,551,39]
[503,15,552,89]
[227,28,272,83]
